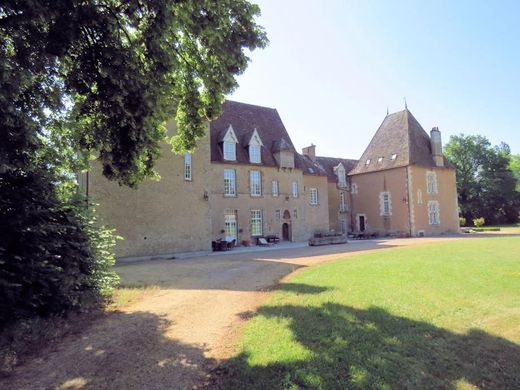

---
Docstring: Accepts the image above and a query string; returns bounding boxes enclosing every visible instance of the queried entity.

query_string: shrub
[473,217,485,227]
[0,170,119,328]
[459,217,466,226]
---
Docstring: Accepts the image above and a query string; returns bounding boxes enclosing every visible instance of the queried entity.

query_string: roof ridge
[224,99,276,111]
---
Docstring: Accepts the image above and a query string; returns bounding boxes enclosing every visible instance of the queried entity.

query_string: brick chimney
[302,144,316,162]
[430,127,444,167]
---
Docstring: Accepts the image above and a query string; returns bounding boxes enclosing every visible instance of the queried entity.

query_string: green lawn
[219,237,520,389]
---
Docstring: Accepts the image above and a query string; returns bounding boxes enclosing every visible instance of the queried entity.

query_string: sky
[228,0,520,159]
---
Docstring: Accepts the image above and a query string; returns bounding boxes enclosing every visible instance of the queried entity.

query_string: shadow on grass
[275,283,331,295]
[213,303,520,389]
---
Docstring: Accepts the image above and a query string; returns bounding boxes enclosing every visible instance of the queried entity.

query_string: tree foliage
[445,134,519,225]
[509,154,520,192]
[0,0,266,326]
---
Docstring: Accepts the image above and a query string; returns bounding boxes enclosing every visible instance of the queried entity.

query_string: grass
[219,237,520,389]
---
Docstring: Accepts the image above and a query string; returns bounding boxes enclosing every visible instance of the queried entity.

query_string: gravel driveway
[2,237,464,389]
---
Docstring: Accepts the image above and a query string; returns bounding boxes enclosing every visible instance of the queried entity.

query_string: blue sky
[228,0,520,158]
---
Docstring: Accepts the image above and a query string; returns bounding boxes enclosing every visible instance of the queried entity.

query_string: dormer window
[334,163,346,188]
[221,125,238,161]
[224,141,236,161]
[247,128,263,164]
[249,144,261,163]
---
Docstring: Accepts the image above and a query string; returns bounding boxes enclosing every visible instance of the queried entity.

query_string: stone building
[348,109,459,236]
[86,101,459,258]
[208,101,329,245]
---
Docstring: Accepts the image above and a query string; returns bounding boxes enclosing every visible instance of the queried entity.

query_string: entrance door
[358,215,366,232]
[282,222,291,241]
[224,214,237,243]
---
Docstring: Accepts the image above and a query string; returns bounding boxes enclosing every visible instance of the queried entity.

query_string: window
[365,159,371,165]
[275,209,281,221]
[417,189,423,204]
[336,165,346,187]
[292,181,299,198]
[250,170,261,197]
[426,171,438,194]
[272,180,279,197]
[293,208,298,219]
[428,201,440,224]
[378,156,384,163]
[249,144,261,163]
[339,191,346,212]
[391,153,398,160]
[250,210,263,236]
[379,191,392,216]
[351,183,358,195]
[184,153,192,181]
[310,188,318,205]
[223,141,236,161]
[224,169,236,196]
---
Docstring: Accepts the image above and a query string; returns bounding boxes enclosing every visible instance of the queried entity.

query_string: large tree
[445,134,519,225]
[0,0,267,325]
[509,154,520,192]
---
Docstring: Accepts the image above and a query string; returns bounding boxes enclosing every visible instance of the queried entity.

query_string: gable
[221,125,238,144]
[247,128,264,146]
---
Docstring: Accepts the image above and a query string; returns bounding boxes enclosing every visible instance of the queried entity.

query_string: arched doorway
[282,222,291,241]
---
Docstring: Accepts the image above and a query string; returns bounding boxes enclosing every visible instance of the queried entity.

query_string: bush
[0,169,119,329]
[473,217,485,227]
[459,217,466,227]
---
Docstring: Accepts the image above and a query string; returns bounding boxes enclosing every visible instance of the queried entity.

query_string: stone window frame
[250,170,262,197]
[428,200,440,225]
[309,188,318,205]
[292,181,299,198]
[426,171,438,194]
[224,169,236,197]
[339,191,346,212]
[184,153,192,181]
[250,209,263,236]
[272,180,279,197]
[379,191,392,216]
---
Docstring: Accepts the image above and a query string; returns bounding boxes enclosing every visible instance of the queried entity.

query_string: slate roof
[297,154,329,177]
[315,156,358,183]
[349,109,454,175]
[210,100,327,176]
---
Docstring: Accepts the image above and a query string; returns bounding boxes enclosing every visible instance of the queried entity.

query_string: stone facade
[86,121,212,258]
[88,102,459,258]
[348,109,460,236]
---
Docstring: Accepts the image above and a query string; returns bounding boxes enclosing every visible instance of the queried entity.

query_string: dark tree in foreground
[445,135,519,225]
[0,0,267,326]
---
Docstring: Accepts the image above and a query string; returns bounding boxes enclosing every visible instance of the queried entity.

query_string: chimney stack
[302,144,316,162]
[430,127,444,167]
